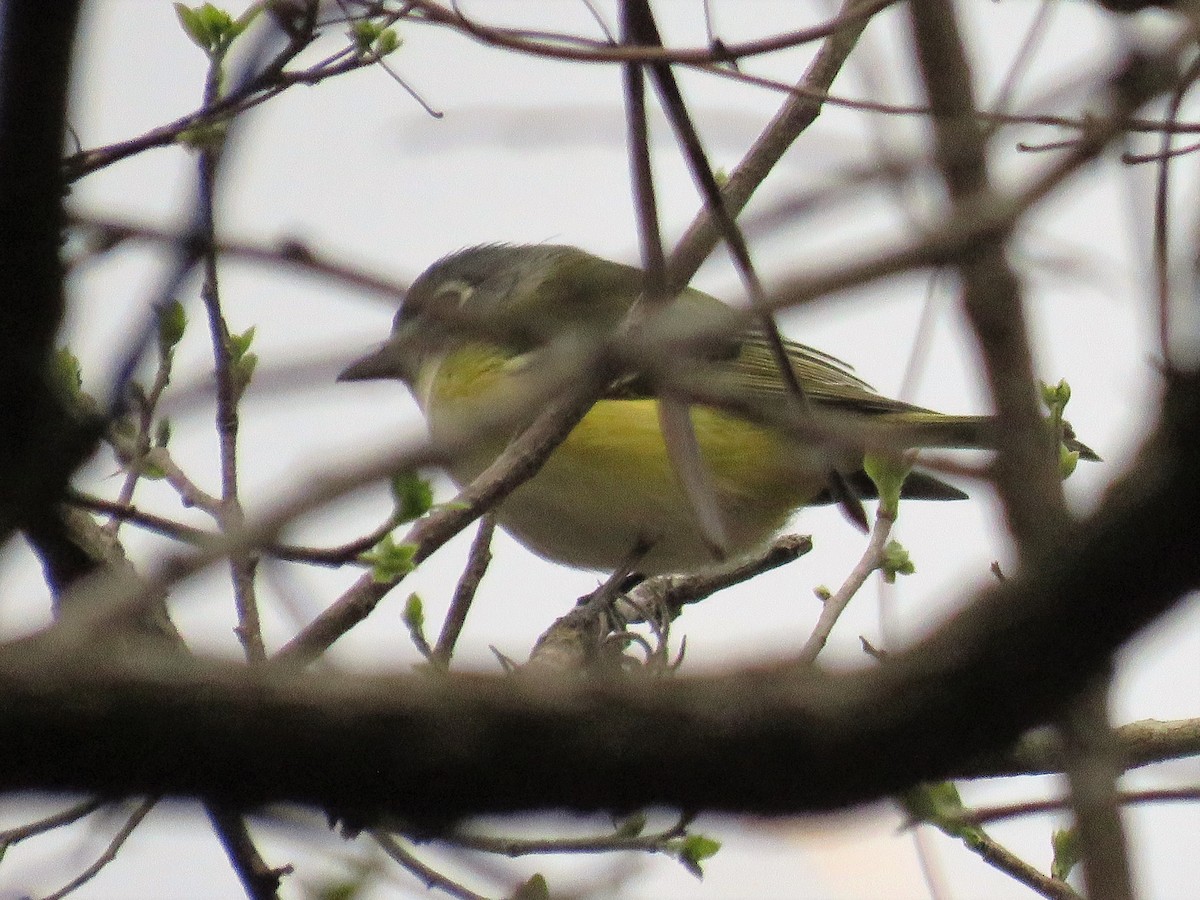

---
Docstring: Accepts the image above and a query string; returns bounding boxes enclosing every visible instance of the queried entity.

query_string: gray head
[338,244,626,384]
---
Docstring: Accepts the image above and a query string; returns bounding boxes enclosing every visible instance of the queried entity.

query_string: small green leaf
[227,325,256,361]
[174,3,209,49]
[391,472,433,524]
[374,28,400,56]
[177,122,228,150]
[154,418,172,448]
[902,782,982,841]
[135,450,167,481]
[1058,444,1080,479]
[1051,827,1082,881]
[233,351,258,394]
[613,812,647,838]
[864,453,910,519]
[227,326,258,399]
[903,781,963,825]
[51,346,83,400]
[174,3,238,55]
[361,536,418,583]
[671,833,721,879]
[311,874,368,900]
[813,584,832,602]
[403,592,425,632]
[880,539,914,583]
[1040,378,1071,412]
[508,874,549,900]
[350,20,382,52]
[157,299,188,355]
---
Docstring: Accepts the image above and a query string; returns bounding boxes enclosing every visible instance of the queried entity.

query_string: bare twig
[966,786,1200,827]
[930,824,1081,900]
[68,213,410,303]
[278,378,603,664]
[1059,681,1133,900]
[440,815,689,856]
[906,0,1066,550]
[616,533,812,623]
[1151,56,1200,364]
[370,831,491,900]
[668,0,881,288]
[206,806,289,900]
[195,50,265,663]
[36,798,155,900]
[0,798,105,846]
[432,513,496,666]
[798,510,894,665]
[401,0,895,66]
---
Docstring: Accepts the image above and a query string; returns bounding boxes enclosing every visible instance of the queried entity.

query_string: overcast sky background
[0,1,1197,898]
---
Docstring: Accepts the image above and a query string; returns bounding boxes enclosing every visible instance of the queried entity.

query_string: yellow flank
[421,344,830,572]
[561,399,816,511]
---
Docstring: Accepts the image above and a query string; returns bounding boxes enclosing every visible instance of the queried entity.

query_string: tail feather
[811,469,968,504]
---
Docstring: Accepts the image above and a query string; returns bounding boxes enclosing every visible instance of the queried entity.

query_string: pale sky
[0,1,1196,898]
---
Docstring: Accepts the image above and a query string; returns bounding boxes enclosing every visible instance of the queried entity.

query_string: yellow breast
[419,346,826,572]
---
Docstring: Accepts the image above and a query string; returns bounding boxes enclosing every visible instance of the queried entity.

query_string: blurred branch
[669,0,880,287]
[278,380,603,664]
[3,365,1197,821]
[0,798,105,847]
[432,513,496,667]
[206,805,290,900]
[399,0,896,64]
[37,798,155,900]
[906,0,1066,549]
[1059,681,1133,900]
[967,786,1200,826]
[370,831,490,900]
[68,214,410,303]
[797,508,894,664]
[958,717,1200,779]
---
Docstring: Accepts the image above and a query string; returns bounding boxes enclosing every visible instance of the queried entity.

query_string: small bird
[340,244,1095,574]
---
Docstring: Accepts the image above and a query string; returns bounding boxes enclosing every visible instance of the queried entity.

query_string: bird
[340,244,1096,574]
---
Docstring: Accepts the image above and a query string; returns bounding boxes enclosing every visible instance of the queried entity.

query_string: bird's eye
[426,280,473,317]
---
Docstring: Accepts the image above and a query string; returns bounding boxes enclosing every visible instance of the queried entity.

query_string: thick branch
[1,369,1196,824]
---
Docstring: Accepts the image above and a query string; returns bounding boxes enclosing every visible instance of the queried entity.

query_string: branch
[2,367,1196,822]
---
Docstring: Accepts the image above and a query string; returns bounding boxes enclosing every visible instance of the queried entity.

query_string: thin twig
[194,43,265,663]
[68,213,410,303]
[440,815,689,856]
[104,346,175,538]
[206,806,289,900]
[933,824,1082,900]
[36,798,155,900]
[401,0,895,66]
[1151,55,1200,365]
[370,830,491,900]
[0,798,105,846]
[1059,680,1133,900]
[68,491,392,567]
[906,0,1067,551]
[615,533,812,624]
[797,509,894,665]
[622,0,730,555]
[966,785,1200,826]
[431,512,496,666]
[667,0,880,288]
[277,377,604,664]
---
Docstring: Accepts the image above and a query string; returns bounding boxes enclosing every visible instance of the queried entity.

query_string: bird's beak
[337,337,411,383]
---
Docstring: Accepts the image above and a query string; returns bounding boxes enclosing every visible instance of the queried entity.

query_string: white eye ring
[432,279,474,310]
